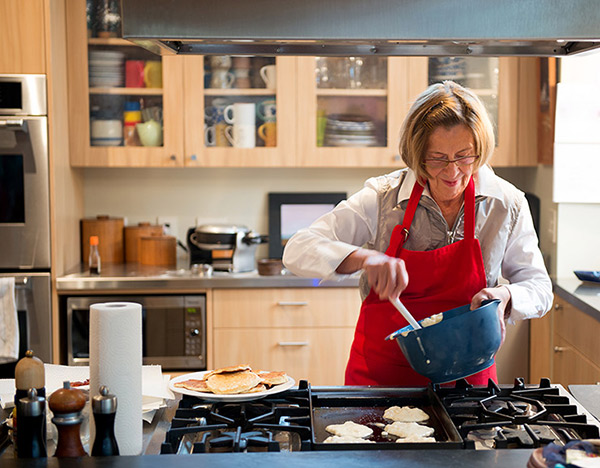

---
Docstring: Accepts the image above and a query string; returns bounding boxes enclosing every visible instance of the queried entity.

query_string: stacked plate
[89,50,125,87]
[324,114,378,147]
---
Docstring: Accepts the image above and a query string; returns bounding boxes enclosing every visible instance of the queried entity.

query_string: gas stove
[161,378,600,454]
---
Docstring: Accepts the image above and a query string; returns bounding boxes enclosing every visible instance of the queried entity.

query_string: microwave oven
[66,295,206,370]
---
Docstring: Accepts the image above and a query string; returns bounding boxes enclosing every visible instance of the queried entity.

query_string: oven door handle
[0,119,25,129]
[15,277,28,286]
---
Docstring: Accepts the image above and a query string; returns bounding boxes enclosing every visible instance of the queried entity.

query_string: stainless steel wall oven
[66,295,207,370]
[0,75,52,378]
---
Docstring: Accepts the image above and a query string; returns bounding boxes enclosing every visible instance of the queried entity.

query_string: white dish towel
[0,277,19,363]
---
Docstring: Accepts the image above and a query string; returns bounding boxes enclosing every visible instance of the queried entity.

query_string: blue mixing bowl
[385,299,502,384]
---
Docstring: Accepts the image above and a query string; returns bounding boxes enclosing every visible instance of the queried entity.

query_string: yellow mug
[258,121,277,147]
[143,61,163,88]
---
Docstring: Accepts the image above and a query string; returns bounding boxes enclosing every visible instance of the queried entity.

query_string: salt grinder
[91,386,120,456]
[48,381,88,457]
[16,388,47,458]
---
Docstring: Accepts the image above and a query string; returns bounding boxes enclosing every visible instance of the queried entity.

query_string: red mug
[125,60,145,88]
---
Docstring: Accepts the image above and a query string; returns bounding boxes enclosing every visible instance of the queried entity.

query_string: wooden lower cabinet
[214,328,356,385]
[212,288,361,385]
[530,294,600,387]
[553,335,600,387]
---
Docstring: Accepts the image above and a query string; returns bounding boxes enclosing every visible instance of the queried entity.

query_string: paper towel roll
[89,302,142,455]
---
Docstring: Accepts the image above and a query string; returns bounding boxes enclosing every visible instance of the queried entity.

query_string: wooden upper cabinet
[296,56,409,168]
[183,56,297,167]
[64,0,537,169]
[0,0,46,74]
[66,0,184,167]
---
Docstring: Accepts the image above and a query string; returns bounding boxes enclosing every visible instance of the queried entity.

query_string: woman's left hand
[470,286,512,347]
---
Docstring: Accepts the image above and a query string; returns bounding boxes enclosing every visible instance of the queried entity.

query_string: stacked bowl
[324,114,378,147]
[89,50,125,87]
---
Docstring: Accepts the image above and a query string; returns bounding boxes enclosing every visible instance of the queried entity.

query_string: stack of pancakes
[174,364,288,395]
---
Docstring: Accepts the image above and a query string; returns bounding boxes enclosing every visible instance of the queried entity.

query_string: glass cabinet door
[184,56,297,167]
[423,57,518,166]
[67,0,184,166]
[296,57,410,167]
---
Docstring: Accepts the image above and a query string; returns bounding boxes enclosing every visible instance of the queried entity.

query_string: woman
[283,81,552,386]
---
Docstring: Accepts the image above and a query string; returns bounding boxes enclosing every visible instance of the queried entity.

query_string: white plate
[168,370,296,402]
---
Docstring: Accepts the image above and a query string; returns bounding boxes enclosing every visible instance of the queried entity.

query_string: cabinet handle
[554,303,563,310]
[554,346,567,353]
[277,341,309,347]
[170,154,177,161]
[277,301,308,307]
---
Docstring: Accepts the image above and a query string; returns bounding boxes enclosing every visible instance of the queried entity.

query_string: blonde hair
[399,81,495,182]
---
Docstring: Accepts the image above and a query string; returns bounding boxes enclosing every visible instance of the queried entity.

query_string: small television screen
[268,192,346,259]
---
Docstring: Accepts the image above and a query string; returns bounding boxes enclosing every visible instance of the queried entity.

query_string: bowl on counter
[257,259,284,276]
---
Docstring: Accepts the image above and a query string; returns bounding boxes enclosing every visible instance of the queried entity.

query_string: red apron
[345,177,497,386]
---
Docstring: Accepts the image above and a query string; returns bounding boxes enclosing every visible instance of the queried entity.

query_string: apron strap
[385,181,424,257]
[463,177,475,241]
[386,176,476,256]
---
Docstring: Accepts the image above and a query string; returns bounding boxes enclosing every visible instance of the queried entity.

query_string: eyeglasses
[424,155,480,169]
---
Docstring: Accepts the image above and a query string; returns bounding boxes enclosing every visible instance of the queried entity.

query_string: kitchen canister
[80,215,124,264]
[89,302,142,455]
[124,222,164,263]
[138,235,177,266]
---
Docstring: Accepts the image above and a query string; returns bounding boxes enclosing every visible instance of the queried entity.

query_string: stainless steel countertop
[553,277,600,322]
[56,264,360,292]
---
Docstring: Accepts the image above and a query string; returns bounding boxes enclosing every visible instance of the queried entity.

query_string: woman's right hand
[362,252,409,301]
[336,249,409,301]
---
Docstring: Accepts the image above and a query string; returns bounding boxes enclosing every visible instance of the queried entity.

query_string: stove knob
[190,328,200,337]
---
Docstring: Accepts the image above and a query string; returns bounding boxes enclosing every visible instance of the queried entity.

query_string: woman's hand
[362,253,409,301]
[336,249,408,301]
[470,286,512,346]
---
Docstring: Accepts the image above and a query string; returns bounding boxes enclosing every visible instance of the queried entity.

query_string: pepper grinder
[14,350,46,456]
[91,386,119,456]
[14,350,46,405]
[16,388,47,458]
[48,381,88,457]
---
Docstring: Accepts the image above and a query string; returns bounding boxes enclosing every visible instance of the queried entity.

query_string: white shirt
[283,165,553,323]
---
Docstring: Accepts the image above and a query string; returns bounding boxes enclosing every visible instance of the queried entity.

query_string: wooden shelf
[316,88,388,97]
[204,89,276,96]
[89,87,163,95]
[88,37,135,47]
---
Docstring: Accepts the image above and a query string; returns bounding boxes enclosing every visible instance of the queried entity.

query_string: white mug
[210,69,235,89]
[224,103,256,126]
[260,65,276,89]
[225,124,256,148]
[204,125,216,147]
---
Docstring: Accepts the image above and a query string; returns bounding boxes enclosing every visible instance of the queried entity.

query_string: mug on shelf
[260,65,276,89]
[210,69,235,89]
[136,119,163,147]
[143,61,163,88]
[214,122,230,147]
[204,125,216,147]
[257,99,276,122]
[91,119,122,146]
[224,103,256,127]
[258,121,276,147]
[225,124,256,148]
[125,60,145,88]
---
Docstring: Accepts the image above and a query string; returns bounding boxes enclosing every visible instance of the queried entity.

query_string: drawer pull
[277,341,309,347]
[554,346,567,353]
[277,301,309,307]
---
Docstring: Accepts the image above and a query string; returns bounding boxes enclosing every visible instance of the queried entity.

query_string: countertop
[0,450,534,467]
[56,264,359,292]
[553,277,600,322]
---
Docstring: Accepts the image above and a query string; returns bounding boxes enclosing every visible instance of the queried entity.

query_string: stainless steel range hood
[121,0,600,57]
